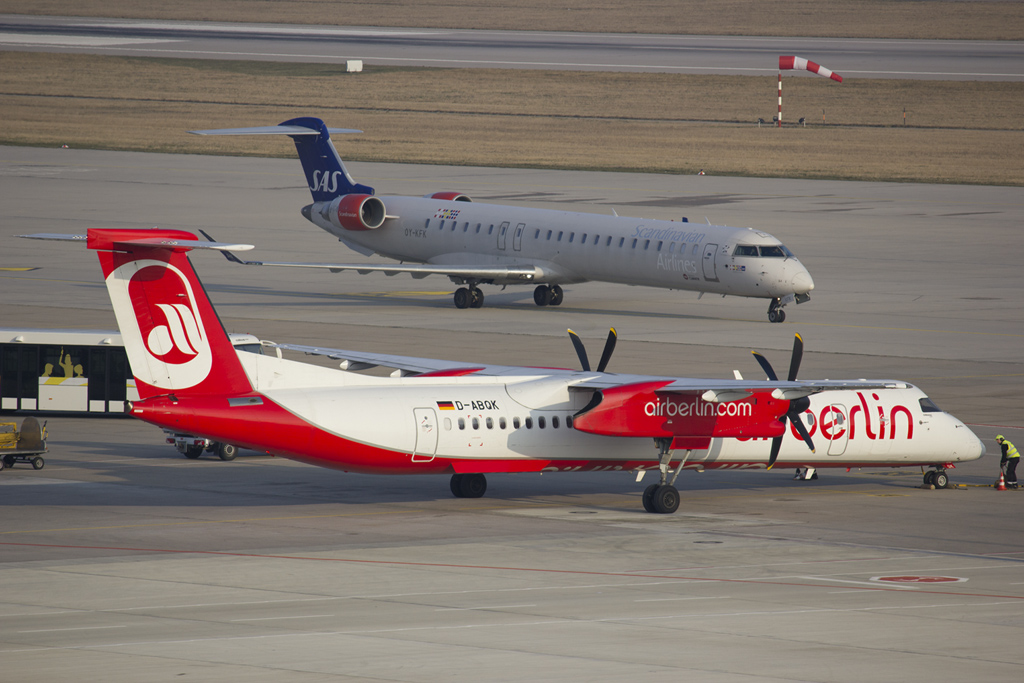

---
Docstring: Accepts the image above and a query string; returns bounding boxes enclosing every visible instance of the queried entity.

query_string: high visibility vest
[1005,440,1019,459]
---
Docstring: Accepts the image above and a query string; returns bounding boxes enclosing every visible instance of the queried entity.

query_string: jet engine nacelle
[573,382,788,440]
[331,194,387,231]
[425,192,472,202]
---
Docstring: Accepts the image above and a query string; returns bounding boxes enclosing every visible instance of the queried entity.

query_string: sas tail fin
[87,228,255,400]
[189,117,374,202]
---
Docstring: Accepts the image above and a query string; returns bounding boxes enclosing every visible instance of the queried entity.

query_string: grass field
[2,52,1022,185]
[3,0,1023,40]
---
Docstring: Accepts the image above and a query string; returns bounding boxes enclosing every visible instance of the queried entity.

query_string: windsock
[779,56,842,82]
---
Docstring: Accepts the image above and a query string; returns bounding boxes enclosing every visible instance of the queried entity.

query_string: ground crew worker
[996,435,1019,489]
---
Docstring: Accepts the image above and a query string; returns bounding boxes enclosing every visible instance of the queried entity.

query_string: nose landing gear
[767,298,787,323]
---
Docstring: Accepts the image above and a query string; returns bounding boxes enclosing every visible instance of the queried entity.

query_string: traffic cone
[996,472,1006,490]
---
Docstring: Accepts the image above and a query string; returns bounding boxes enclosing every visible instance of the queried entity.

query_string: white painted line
[0,33,176,47]
[19,625,127,633]
[634,596,730,602]
[435,604,536,611]
[800,576,919,590]
[230,615,334,622]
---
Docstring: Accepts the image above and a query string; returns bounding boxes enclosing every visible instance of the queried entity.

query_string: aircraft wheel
[184,445,203,459]
[642,484,659,513]
[768,309,786,323]
[450,473,465,497]
[923,471,936,486]
[549,285,564,306]
[533,285,551,307]
[32,457,45,470]
[459,473,487,498]
[469,287,484,308]
[652,485,680,514]
[933,471,949,488]
[454,287,471,309]
[218,443,238,461]
[0,457,5,471]
[2,454,16,469]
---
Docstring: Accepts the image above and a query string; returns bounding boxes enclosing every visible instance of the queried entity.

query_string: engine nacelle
[331,194,387,231]
[573,382,788,440]
[425,191,472,202]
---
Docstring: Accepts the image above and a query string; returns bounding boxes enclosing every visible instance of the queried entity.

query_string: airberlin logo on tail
[107,259,213,390]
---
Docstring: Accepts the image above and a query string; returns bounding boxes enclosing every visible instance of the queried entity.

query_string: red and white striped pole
[778,72,782,127]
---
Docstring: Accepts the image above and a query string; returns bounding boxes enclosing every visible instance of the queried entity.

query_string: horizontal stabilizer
[18,233,252,252]
[189,126,362,136]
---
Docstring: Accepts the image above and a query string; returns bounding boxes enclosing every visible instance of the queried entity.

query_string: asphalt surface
[1,147,1023,681]
[2,15,1023,79]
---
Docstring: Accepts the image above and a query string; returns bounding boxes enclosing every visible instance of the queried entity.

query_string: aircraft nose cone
[792,269,815,293]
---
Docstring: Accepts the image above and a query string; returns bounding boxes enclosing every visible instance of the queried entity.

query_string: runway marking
[230,615,334,622]
[801,576,918,590]
[435,604,536,611]
[5,601,1023,656]
[18,625,127,633]
[634,596,730,602]
[0,267,38,271]
[0,33,175,47]
[3,541,1023,601]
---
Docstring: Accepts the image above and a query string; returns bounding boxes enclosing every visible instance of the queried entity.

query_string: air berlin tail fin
[88,228,254,399]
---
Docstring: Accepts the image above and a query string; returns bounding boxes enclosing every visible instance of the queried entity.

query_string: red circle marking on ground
[874,575,966,583]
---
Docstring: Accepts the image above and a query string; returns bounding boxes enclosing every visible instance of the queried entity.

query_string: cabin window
[458,418,466,430]
[569,233,575,243]
[488,225,494,234]
[486,417,493,429]
[734,245,759,257]
[463,222,469,232]
[594,235,600,245]
[606,236,612,246]
[581,233,587,243]
[472,417,480,430]
[552,416,560,429]
[451,222,457,231]
[557,231,564,241]
[566,415,573,428]
[444,418,452,431]
[643,239,650,250]
[499,417,507,429]
[513,417,521,429]
[538,416,546,429]
[476,223,482,233]
[525,416,534,429]
[631,238,638,249]
[618,237,625,247]
[425,219,431,230]
[669,242,676,253]
[759,246,786,258]
[920,397,943,413]
[547,230,553,240]
[438,220,445,231]
[656,241,663,251]
[534,229,540,239]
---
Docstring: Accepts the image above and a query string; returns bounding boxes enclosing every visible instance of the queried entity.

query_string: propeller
[568,328,617,372]
[753,334,814,468]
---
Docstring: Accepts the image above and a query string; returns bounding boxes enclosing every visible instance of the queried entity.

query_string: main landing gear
[453,286,484,309]
[450,473,487,498]
[767,297,787,323]
[533,284,564,307]
[641,438,688,514]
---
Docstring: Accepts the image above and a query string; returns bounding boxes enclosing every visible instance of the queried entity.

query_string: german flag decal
[436,401,455,410]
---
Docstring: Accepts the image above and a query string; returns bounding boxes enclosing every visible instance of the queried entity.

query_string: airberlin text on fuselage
[645,398,752,418]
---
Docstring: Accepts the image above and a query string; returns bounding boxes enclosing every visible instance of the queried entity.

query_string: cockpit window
[759,246,786,258]
[733,245,758,257]
[919,397,943,413]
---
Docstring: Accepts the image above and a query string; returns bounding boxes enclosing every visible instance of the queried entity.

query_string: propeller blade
[787,333,804,382]
[790,413,816,453]
[568,329,590,371]
[768,431,783,470]
[752,351,778,381]
[596,328,617,372]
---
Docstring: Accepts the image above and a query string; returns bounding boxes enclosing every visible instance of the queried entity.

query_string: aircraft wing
[274,341,900,396]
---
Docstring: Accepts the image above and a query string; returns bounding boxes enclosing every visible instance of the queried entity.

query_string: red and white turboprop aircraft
[21,229,985,512]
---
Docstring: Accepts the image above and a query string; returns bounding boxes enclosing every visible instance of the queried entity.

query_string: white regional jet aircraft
[22,228,983,512]
[191,117,813,323]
